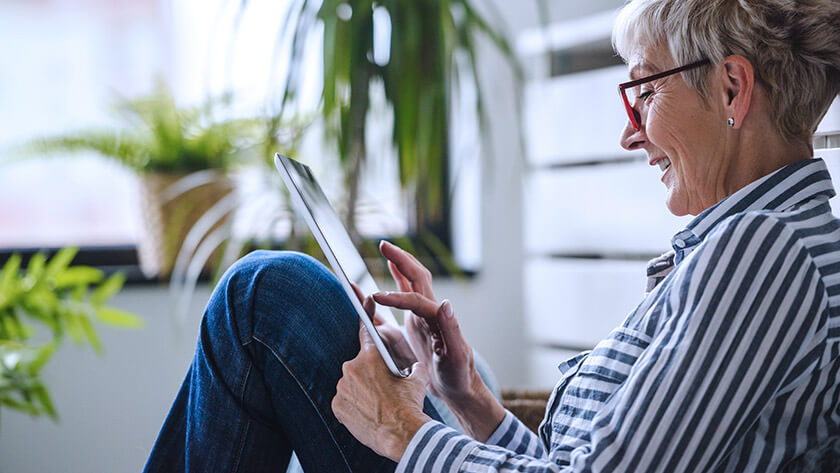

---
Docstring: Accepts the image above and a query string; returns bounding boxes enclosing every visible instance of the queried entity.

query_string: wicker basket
[501,390,551,433]
[137,172,234,279]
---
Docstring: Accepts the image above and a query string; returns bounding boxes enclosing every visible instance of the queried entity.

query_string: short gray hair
[613,0,840,145]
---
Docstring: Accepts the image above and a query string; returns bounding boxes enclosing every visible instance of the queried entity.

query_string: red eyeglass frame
[618,58,711,131]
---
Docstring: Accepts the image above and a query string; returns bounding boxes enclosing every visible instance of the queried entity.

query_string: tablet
[274,153,409,377]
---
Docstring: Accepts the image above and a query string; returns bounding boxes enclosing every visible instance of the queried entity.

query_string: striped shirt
[396,158,840,472]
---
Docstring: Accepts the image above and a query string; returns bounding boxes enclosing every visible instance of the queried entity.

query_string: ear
[719,55,755,129]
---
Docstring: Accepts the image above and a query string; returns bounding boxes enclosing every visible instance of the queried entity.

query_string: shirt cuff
[485,410,519,446]
[395,420,478,473]
[484,409,545,457]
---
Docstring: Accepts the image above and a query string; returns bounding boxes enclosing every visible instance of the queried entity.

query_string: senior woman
[145,0,840,471]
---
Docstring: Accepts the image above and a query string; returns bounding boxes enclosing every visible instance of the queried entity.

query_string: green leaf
[77,316,103,354]
[95,307,144,329]
[1,314,24,341]
[27,342,58,375]
[44,247,78,277]
[0,254,21,293]
[31,383,57,420]
[64,313,86,346]
[70,283,88,302]
[22,286,60,320]
[1,397,40,416]
[53,267,103,289]
[26,253,46,279]
[90,272,125,305]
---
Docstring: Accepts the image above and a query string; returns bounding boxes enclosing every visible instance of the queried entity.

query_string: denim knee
[208,250,347,345]
[222,250,336,299]
[229,250,327,280]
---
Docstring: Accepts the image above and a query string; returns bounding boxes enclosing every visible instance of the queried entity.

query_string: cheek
[645,101,683,156]
[647,102,702,175]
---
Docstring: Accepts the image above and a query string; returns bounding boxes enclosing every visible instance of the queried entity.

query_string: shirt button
[674,238,686,248]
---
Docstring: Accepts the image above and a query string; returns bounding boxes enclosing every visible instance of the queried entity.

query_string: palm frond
[26,82,265,174]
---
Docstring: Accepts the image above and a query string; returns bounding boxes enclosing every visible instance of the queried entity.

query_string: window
[0,0,165,250]
[0,0,479,275]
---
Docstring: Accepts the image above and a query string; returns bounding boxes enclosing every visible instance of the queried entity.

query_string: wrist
[448,375,505,441]
[383,410,431,462]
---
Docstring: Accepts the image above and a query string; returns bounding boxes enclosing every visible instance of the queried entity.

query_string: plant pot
[136,171,235,279]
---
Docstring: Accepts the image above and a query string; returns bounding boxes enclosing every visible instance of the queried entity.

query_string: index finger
[372,291,439,320]
[379,241,435,298]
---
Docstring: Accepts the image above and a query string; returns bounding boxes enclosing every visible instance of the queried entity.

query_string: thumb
[436,300,464,345]
[408,362,430,386]
[358,319,376,348]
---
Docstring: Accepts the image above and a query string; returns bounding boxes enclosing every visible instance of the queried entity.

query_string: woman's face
[620,46,730,216]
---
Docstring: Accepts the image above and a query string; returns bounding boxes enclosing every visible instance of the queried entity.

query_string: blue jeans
[143,251,448,472]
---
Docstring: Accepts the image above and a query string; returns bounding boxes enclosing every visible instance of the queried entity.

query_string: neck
[721,125,812,199]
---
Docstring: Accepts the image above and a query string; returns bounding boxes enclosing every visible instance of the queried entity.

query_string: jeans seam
[229,361,253,473]
[252,333,354,473]
[230,420,251,473]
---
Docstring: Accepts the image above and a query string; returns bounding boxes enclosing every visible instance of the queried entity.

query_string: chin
[664,194,692,217]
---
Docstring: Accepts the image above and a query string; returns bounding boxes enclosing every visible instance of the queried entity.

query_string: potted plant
[0,247,142,425]
[29,82,265,279]
[252,0,520,255]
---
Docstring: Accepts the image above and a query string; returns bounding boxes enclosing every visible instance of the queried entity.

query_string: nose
[620,117,646,151]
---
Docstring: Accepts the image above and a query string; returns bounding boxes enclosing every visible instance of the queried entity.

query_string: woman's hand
[372,241,475,401]
[350,282,417,370]
[372,241,505,440]
[332,322,431,462]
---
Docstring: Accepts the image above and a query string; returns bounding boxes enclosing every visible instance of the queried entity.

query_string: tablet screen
[275,154,407,376]
[284,159,379,300]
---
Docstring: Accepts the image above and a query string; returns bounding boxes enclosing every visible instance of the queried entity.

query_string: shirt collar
[669,158,835,264]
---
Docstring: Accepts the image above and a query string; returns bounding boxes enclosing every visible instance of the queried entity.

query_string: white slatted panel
[524,161,691,256]
[523,65,645,165]
[524,258,648,348]
[816,97,840,135]
[820,148,840,174]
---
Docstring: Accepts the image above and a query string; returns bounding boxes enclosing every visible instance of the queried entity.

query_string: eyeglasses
[618,59,711,131]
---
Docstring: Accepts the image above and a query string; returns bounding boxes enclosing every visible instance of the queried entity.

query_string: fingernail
[442,300,454,318]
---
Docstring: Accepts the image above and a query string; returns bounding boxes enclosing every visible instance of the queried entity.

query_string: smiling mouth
[657,157,672,172]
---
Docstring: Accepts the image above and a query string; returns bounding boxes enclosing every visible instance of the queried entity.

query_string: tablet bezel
[274,153,409,378]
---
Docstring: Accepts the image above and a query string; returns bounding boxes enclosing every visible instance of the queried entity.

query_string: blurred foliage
[261,0,520,237]
[0,248,142,425]
[27,81,265,174]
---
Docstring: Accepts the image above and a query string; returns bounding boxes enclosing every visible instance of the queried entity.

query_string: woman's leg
[143,250,440,473]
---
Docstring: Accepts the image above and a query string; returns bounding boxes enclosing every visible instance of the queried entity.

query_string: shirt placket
[539,356,589,447]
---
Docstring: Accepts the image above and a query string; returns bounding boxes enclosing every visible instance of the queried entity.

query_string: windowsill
[0,245,158,285]
[0,243,476,287]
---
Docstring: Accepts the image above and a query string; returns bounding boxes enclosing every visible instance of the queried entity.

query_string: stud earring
[727,117,735,127]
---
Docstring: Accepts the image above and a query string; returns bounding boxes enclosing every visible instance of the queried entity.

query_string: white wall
[0,1,627,472]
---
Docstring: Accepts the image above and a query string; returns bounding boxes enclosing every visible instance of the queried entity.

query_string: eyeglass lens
[624,85,644,127]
